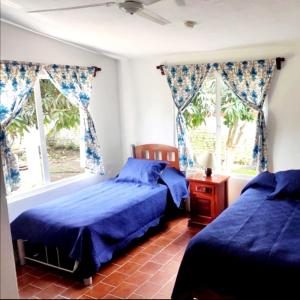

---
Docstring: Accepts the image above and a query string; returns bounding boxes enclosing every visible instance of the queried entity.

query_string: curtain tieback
[177,106,183,113]
[0,125,6,146]
[257,108,265,120]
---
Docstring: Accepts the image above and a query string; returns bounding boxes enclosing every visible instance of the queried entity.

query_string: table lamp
[198,152,215,177]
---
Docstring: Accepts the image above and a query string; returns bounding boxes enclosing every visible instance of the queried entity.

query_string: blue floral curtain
[0,61,41,192]
[163,64,211,171]
[44,65,105,175]
[212,59,276,172]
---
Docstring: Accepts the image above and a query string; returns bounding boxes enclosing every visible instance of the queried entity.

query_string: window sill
[7,173,100,204]
[228,173,255,182]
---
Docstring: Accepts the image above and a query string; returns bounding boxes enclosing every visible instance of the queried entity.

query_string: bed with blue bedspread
[172,170,300,299]
[11,147,188,280]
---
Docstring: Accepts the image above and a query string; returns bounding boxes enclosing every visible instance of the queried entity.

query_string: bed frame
[132,144,179,170]
[17,144,179,286]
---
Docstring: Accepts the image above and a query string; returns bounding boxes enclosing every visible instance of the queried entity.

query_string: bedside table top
[188,172,229,184]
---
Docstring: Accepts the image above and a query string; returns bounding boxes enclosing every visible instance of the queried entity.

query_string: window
[6,73,85,195]
[184,73,257,176]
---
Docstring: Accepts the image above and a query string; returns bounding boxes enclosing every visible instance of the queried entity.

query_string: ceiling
[1,0,300,58]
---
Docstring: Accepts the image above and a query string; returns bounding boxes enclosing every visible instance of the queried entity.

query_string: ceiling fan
[27,0,186,25]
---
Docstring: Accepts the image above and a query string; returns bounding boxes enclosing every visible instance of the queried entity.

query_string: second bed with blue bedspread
[172,170,300,299]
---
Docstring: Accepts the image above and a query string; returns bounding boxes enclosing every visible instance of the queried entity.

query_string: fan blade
[27,2,116,13]
[175,0,186,6]
[140,0,162,6]
[136,8,170,25]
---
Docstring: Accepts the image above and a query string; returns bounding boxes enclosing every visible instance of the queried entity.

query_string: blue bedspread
[172,186,300,299]
[11,171,188,278]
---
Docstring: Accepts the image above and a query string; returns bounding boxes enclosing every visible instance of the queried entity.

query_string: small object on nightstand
[188,173,229,227]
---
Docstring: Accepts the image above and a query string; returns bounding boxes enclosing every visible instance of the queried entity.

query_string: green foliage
[183,78,216,128]
[221,87,255,127]
[6,94,36,140]
[7,80,80,140]
[232,168,257,176]
[40,80,80,137]
[183,78,255,131]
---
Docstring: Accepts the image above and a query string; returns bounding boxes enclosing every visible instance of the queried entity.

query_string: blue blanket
[159,167,188,208]
[172,185,300,299]
[11,170,188,278]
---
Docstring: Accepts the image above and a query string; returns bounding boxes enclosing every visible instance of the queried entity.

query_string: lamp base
[205,168,212,177]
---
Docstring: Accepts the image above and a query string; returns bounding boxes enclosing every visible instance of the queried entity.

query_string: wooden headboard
[132,144,179,170]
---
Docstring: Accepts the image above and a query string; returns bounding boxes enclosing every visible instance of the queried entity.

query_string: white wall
[118,44,300,203]
[267,52,300,171]
[1,21,123,218]
[118,59,137,160]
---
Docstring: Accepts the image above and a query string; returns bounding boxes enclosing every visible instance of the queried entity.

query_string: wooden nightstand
[188,173,229,226]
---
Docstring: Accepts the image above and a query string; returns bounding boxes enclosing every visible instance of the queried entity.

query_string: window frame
[34,73,51,184]
[215,71,222,171]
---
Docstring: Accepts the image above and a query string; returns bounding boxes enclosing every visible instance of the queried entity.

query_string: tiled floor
[17,214,200,299]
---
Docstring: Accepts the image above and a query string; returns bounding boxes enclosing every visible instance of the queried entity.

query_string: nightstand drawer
[190,197,211,217]
[190,191,212,200]
[190,182,214,199]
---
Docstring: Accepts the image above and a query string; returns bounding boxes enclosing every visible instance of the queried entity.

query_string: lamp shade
[197,152,216,169]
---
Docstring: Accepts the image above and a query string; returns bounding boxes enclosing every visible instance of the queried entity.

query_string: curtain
[44,65,105,175]
[163,64,211,171]
[0,61,41,192]
[213,59,276,172]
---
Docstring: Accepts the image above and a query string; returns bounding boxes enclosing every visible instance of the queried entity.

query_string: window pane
[183,75,257,176]
[183,77,217,168]
[6,93,44,194]
[40,79,84,182]
[220,81,257,176]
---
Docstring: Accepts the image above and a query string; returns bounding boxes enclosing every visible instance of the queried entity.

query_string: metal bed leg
[83,277,92,286]
[17,239,26,265]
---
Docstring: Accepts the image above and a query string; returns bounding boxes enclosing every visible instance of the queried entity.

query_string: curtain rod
[0,60,102,77]
[156,57,285,75]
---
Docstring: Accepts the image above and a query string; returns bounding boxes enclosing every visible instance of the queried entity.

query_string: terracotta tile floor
[16,214,200,299]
